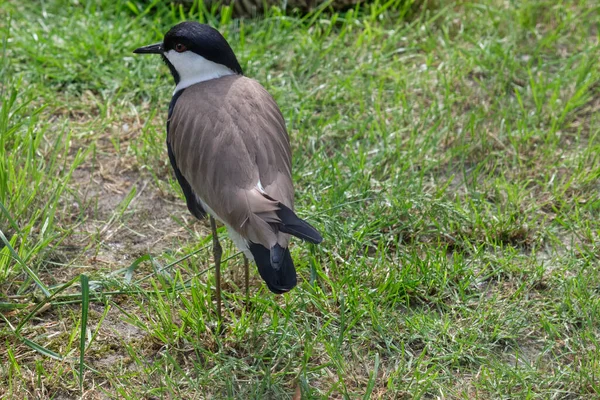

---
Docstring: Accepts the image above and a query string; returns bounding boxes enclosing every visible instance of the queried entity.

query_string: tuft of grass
[1,0,599,398]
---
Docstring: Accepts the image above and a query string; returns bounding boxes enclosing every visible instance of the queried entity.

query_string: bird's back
[167,75,294,249]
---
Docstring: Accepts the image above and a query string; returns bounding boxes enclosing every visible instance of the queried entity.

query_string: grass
[1,0,599,398]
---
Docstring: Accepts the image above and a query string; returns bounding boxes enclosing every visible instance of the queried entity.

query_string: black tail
[250,243,297,294]
[277,203,323,244]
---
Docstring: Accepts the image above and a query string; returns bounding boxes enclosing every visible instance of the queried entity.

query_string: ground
[0,0,599,398]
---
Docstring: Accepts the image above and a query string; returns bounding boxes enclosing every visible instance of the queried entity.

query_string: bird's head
[134,22,243,92]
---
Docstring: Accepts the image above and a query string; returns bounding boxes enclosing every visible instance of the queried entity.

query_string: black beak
[133,42,163,54]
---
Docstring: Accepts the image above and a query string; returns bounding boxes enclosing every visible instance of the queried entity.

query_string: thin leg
[210,216,222,325]
[244,255,249,305]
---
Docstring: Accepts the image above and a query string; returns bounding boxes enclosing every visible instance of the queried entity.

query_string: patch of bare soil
[60,132,211,273]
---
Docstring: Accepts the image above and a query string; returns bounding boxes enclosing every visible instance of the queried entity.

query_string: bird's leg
[210,216,222,327]
[243,255,249,306]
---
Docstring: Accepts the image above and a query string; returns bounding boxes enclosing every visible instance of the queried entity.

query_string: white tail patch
[195,194,254,260]
[226,226,253,260]
[256,180,266,194]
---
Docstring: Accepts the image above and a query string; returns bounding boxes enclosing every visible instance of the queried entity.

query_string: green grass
[1,0,599,398]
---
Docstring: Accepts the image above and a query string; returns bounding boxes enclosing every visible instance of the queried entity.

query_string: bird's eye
[175,43,187,53]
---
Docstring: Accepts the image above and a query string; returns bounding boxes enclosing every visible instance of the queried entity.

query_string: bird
[134,21,322,322]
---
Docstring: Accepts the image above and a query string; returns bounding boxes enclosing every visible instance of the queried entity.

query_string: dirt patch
[57,127,212,274]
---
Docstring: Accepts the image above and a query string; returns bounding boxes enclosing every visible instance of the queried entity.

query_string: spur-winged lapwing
[134,22,322,320]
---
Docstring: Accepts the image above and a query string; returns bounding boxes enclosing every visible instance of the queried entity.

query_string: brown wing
[168,75,294,249]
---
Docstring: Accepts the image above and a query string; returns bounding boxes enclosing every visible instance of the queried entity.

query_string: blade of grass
[21,337,62,361]
[79,274,90,390]
[0,229,51,297]
[15,274,80,333]
[363,353,380,400]
[0,200,21,235]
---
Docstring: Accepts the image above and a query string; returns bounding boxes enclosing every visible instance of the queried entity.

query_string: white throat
[164,50,235,93]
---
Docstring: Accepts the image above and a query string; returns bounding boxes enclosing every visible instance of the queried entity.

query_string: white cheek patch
[164,50,235,93]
